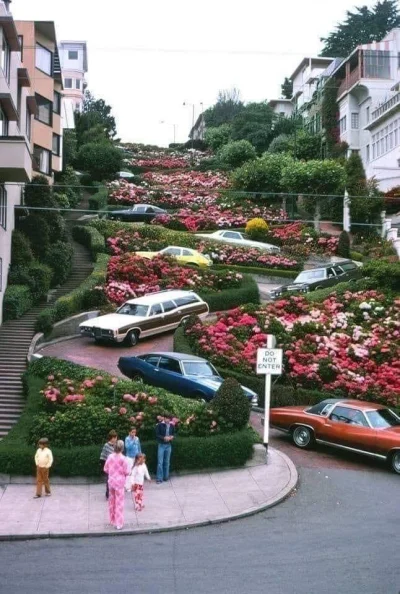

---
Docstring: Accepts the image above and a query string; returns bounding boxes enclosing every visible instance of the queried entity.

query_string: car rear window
[341,262,357,271]
[175,295,199,307]
[162,300,176,312]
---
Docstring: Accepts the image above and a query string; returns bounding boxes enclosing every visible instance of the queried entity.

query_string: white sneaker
[116,525,123,530]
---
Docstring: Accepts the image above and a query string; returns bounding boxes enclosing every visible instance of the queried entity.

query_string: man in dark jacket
[155,414,175,484]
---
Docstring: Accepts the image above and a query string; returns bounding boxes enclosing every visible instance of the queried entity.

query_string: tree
[212,378,251,430]
[268,130,322,160]
[203,88,244,128]
[281,77,293,99]
[267,134,292,154]
[231,153,294,193]
[75,91,118,147]
[230,102,275,154]
[345,152,367,196]
[345,153,384,231]
[62,129,77,169]
[320,0,400,57]
[217,140,256,168]
[204,124,232,151]
[75,142,122,181]
[281,159,346,230]
[321,78,340,157]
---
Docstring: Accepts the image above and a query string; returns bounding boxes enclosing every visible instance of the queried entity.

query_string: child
[34,437,53,499]
[100,430,118,500]
[130,454,151,511]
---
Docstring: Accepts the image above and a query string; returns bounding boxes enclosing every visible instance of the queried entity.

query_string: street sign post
[256,335,283,452]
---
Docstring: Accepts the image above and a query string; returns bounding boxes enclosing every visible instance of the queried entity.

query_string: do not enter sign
[256,348,283,375]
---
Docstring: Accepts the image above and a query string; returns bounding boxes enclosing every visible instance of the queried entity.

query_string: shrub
[54,166,82,208]
[202,275,259,311]
[212,378,251,430]
[217,140,256,168]
[8,262,52,302]
[231,153,294,193]
[3,285,33,321]
[17,214,50,260]
[75,143,123,181]
[337,230,350,258]
[53,193,70,210]
[204,124,232,151]
[11,230,34,267]
[24,175,53,208]
[46,241,74,286]
[362,260,400,292]
[245,217,269,240]
[350,250,363,262]
[88,187,108,211]
[72,225,105,260]
[267,134,292,154]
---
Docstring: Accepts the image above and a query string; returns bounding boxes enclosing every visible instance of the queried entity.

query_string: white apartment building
[0,0,34,324]
[290,57,335,116]
[267,99,293,118]
[332,29,400,191]
[58,40,87,128]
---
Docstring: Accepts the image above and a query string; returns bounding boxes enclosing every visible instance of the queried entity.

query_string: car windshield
[366,409,400,429]
[182,361,217,376]
[295,270,325,283]
[116,304,149,316]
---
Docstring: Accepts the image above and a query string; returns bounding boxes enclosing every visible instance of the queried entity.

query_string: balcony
[337,67,362,98]
[370,91,400,124]
[0,136,32,183]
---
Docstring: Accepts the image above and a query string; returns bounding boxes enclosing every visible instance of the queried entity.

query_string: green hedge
[8,262,53,302]
[72,225,106,260]
[35,254,109,334]
[362,260,400,293]
[305,277,379,304]
[3,285,33,321]
[88,187,109,212]
[0,368,257,476]
[201,275,259,311]
[213,264,297,278]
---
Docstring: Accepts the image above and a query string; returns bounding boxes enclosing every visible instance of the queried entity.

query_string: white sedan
[196,230,280,253]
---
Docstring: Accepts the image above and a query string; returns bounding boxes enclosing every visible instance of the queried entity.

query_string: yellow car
[135,246,212,268]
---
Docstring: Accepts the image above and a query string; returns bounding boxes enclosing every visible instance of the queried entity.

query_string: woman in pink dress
[104,440,130,530]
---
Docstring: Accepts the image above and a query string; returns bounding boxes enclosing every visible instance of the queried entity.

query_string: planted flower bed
[104,253,245,305]
[184,290,400,406]
[143,170,229,190]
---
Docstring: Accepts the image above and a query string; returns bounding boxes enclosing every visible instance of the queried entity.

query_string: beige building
[15,19,63,179]
[0,0,35,324]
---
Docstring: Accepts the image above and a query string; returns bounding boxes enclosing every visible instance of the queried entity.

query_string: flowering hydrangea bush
[269,223,339,256]
[104,253,244,305]
[185,291,400,405]
[143,170,229,191]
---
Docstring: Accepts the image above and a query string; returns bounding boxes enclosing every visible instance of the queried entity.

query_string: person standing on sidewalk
[34,437,53,499]
[156,414,175,484]
[104,440,130,530]
[130,453,151,511]
[124,427,142,490]
[100,430,117,500]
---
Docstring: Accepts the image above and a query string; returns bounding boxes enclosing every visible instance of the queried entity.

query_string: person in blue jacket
[155,414,175,484]
[124,427,142,460]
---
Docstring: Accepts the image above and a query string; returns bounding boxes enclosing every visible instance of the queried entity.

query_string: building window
[18,35,23,61]
[64,78,73,89]
[75,79,81,90]
[53,91,61,115]
[68,50,78,60]
[1,35,11,82]
[35,43,52,76]
[316,113,321,133]
[26,109,31,140]
[339,115,347,134]
[351,113,359,129]
[0,105,9,136]
[33,145,51,175]
[0,185,7,230]
[35,94,52,126]
[366,145,370,163]
[52,133,61,156]
[363,50,390,79]
[366,106,370,123]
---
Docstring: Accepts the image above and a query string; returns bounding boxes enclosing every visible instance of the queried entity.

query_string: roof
[126,290,199,305]
[289,56,335,82]
[312,398,386,411]
[142,352,207,362]
[320,57,344,78]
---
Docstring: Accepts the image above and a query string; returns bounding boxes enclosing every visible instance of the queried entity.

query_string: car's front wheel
[191,391,206,403]
[292,425,314,449]
[126,330,139,347]
[131,372,144,383]
[389,450,400,474]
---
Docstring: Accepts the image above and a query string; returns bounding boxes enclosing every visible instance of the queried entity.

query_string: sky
[12,0,377,146]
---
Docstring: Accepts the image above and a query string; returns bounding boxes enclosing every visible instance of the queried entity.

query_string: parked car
[269,398,400,474]
[196,229,280,253]
[118,351,258,404]
[269,260,362,299]
[107,204,167,222]
[79,290,209,346]
[135,246,212,268]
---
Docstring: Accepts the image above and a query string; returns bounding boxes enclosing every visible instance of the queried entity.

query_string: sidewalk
[0,447,297,540]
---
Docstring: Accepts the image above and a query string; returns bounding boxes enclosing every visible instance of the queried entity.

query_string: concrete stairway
[0,236,93,439]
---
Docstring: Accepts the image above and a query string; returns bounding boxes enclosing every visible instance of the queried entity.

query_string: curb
[0,449,298,542]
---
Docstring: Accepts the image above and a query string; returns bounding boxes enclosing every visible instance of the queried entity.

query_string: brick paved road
[41,335,387,474]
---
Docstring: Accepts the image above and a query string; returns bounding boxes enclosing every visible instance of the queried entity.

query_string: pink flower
[119,407,127,415]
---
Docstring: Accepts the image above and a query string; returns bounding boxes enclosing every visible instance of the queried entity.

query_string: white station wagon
[196,230,280,253]
[79,290,209,346]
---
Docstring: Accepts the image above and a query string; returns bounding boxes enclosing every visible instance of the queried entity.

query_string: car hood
[80,313,143,330]
[187,375,257,396]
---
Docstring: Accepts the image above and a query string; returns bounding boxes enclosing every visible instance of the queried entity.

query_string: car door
[161,300,181,329]
[319,405,377,452]
[221,231,243,245]
[162,247,182,261]
[139,303,168,338]
[180,248,195,265]
[156,356,184,394]
[333,265,347,283]
[132,206,146,222]
[143,206,156,222]
[137,354,161,384]
[320,266,337,289]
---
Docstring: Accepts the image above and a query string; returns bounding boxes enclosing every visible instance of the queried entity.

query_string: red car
[270,398,400,474]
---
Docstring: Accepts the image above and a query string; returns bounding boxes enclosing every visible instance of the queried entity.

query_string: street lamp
[160,120,177,144]
[183,102,204,151]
